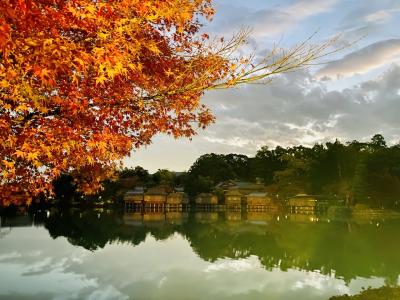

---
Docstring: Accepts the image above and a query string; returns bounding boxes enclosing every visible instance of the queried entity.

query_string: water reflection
[0,209,399,299]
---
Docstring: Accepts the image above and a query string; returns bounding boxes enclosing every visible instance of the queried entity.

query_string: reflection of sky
[0,227,389,300]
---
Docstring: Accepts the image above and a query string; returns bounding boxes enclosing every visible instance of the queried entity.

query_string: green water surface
[0,209,399,300]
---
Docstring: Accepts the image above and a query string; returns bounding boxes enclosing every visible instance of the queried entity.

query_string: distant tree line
[182,134,400,207]
[53,134,400,208]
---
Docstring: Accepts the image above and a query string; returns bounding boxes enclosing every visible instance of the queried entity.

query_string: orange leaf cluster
[0,0,230,205]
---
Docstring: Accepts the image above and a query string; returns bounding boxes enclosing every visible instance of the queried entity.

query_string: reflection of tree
[39,209,400,283]
[45,210,124,250]
[182,216,400,283]
[183,216,283,268]
[44,210,184,250]
[0,228,11,239]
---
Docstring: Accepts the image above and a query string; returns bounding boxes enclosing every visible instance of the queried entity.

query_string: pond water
[0,209,399,300]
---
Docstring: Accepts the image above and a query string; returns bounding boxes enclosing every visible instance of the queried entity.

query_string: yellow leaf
[2,160,15,169]
[72,73,80,84]
[27,152,39,161]
[85,4,97,14]
[147,42,161,55]
[87,156,94,165]
[15,104,29,112]
[33,160,42,168]
[14,150,25,158]
[165,69,174,76]
[98,31,109,40]
[74,57,85,66]
[106,68,117,79]
[95,74,107,85]
[0,80,10,88]
[43,38,53,47]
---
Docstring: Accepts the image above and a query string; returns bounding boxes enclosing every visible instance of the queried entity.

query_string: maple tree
[0,0,336,205]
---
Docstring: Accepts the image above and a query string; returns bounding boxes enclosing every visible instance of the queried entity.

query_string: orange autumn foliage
[0,0,336,205]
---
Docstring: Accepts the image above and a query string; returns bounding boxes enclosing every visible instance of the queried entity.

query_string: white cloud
[364,10,392,24]
[316,39,400,79]
[210,0,337,38]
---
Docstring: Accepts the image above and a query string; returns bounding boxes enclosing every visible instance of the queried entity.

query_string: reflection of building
[245,192,278,211]
[166,212,188,225]
[287,194,323,213]
[195,193,218,205]
[225,211,242,222]
[287,213,319,223]
[224,190,243,207]
[143,212,165,225]
[195,212,219,223]
[122,213,143,226]
[246,211,276,223]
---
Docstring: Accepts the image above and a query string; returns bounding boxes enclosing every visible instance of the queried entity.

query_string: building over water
[224,190,243,207]
[124,187,145,210]
[245,192,272,205]
[166,192,189,209]
[245,192,278,211]
[144,187,168,210]
[195,193,218,205]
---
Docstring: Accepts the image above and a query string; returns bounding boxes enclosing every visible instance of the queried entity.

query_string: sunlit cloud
[316,39,400,79]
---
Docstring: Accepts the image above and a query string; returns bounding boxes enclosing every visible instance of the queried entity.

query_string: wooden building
[166,192,189,209]
[124,188,144,210]
[224,190,243,208]
[144,187,167,210]
[245,192,277,211]
[195,193,218,205]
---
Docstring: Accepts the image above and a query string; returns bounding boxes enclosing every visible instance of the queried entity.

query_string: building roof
[146,186,168,195]
[125,190,143,195]
[225,190,243,196]
[247,192,269,197]
[197,193,216,198]
[216,180,266,192]
[168,192,187,197]
[291,194,318,199]
[174,186,185,192]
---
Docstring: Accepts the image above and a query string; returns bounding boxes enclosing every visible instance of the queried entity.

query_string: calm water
[1,209,399,300]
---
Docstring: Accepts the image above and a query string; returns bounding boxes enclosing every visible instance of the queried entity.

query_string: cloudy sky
[126,0,400,172]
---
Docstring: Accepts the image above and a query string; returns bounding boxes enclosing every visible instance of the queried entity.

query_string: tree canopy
[0,0,336,205]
